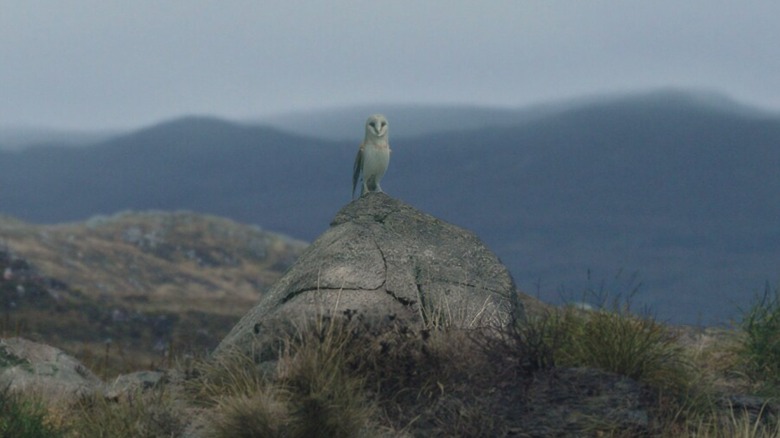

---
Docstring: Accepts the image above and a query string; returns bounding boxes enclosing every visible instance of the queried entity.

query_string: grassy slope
[0,211,306,374]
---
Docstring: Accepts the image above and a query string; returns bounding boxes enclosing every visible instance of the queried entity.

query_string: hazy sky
[2,1,779,130]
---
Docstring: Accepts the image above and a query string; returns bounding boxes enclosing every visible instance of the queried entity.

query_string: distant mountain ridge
[0,90,777,324]
[259,89,775,140]
[1,89,772,147]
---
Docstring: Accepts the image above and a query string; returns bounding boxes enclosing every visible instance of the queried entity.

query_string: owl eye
[380,121,387,128]
[369,122,376,128]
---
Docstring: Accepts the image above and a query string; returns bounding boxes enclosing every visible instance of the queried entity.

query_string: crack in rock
[281,284,384,304]
[385,289,416,307]
[215,193,520,357]
[373,236,389,283]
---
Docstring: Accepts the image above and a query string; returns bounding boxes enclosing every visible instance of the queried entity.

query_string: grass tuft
[559,307,692,392]
[192,314,375,437]
[670,401,780,438]
[208,388,290,438]
[739,283,780,393]
[66,388,185,438]
[0,386,63,438]
[278,316,374,438]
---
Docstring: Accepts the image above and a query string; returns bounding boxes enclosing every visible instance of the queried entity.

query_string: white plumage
[352,114,391,199]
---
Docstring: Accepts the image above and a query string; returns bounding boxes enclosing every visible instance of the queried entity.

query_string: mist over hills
[261,104,539,141]
[0,90,777,324]
[260,89,774,141]
[0,126,118,150]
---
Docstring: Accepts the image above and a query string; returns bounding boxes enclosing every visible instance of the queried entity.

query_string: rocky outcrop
[0,212,309,373]
[105,370,166,401]
[0,337,101,404]
[216,193,522,355]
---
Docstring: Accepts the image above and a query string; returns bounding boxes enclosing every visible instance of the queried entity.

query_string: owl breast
[362,142,390,185]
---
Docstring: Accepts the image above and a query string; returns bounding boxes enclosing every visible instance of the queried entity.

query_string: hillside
[0,211,306,372]
[0,90,778,324]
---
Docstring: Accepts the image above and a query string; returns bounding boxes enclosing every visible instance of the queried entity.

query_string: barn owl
[352,114,391,199]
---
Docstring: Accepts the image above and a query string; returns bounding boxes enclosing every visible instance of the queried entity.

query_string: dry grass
[184,309,516,437]
[188,315,377,437]
[661,400,780,438]
[1,211,305,315]
[5,289,780,436]
[560,308,693,392]
[738,284,780,395]
[208,388,290,438]
[65,388,186,438]
[1,212,306,380]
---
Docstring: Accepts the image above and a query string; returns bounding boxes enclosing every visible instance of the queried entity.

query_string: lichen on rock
[216,192,522,356]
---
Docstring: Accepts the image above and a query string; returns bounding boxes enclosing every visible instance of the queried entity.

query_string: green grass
[66,388,185,438]
[739,283,780,393]
[0,385,63,438]
[495,300,694,393]
[561,308,692,391]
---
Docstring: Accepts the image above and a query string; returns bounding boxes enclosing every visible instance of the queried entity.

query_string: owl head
[364,114,389,140]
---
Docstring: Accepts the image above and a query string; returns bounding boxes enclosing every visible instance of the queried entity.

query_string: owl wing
[352,144,364,199]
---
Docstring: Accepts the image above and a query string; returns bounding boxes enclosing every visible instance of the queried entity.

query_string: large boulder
[216,193,522,356]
